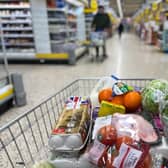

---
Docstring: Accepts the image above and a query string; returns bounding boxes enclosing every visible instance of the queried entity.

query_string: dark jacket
[118,23,124,33]
[92,13,111,31]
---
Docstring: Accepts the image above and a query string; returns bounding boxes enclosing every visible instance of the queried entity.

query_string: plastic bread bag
[112,113,158,143]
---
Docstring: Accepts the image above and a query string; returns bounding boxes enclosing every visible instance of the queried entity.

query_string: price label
[113,143,142,168]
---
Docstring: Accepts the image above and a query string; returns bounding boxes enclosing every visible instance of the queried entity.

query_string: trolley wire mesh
[0,78,152,167]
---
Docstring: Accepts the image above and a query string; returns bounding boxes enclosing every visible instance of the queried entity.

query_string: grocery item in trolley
[48,96,91,150]
[90,76,118,108]
[98,101,125,117]
[92,114,158,143]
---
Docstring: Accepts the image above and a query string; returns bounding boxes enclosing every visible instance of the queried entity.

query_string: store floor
[1,33,168,126]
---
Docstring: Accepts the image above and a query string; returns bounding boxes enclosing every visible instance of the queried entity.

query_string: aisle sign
[88,0,98,9]
[85,0,98,13]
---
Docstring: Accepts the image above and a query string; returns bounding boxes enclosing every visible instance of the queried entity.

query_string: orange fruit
[98,88,112,103]
[111,95,124,106]
[124,91,142,111]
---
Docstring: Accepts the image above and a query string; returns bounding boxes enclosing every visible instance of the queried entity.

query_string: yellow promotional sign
[90,0,97,9]
[84,0,98,13]
[155,12,160,21]
[145,8,149,15]
[152,2,158,11]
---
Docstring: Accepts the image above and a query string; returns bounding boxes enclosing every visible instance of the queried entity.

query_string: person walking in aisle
[118,22,124,38]
[91,5,111,59]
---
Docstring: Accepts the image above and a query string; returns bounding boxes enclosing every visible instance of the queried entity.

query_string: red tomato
[97,125,117,146]
[138,153,152,168]
[115,136,134,150]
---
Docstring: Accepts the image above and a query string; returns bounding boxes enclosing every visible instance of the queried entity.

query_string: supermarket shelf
[0,52,35,59]
[67,11,77,16]
[2,20,32,24]
[49,29,76,33]
[47,8,66,12]
[50,29,67,33]
[0,15,32,18]
[0,94,13,106]
[68,20,77,23]
[69,37,76,41]
[3,34,33,38]
[5,43,34,47]
[75,46,87,58]
[2,27,32,31]
[51,40,65,44]
[66,0,83,7]
[0,0,23,1]
[48,18,66,22]
[85,18,93,22]
[0,6,30,9]
[69,29,76,32]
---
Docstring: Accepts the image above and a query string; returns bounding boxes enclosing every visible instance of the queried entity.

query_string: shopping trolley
[0,77,164,168]
[83,32,107,62]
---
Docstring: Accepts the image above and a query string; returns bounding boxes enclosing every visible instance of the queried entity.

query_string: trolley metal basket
[0,78,153,168]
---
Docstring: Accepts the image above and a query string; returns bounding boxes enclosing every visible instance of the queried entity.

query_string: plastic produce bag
[142,79,168,113]
[159,100,168,137]
[90,76,118,108]
[32,160,55,168]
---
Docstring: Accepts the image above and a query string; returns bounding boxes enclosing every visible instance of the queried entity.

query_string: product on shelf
[0,0,35,54]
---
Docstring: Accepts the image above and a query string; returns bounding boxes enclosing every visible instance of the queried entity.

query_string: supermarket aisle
[79,33,168,78]
[1,33,168,126]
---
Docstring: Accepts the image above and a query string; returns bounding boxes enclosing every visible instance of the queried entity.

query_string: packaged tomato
[112,142,152,168]
[88,139,110,167]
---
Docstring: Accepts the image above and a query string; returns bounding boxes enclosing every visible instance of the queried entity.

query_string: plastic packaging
[142,79,168,113]
[159,100,168,137]
[112,82,132,96]
[112,113,158,143]
[48,96,91,151]
[99,101,125,117]
[90,76,118,108]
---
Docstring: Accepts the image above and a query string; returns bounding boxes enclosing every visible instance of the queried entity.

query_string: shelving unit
[45,0,86,64]
[85,13,94,39]
[0,0,35,58]
[0,0,87,64]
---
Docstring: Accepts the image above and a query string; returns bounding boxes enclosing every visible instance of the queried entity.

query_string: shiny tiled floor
[1,33,168,126]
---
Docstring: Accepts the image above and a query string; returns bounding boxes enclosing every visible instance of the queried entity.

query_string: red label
[52,128,65,134]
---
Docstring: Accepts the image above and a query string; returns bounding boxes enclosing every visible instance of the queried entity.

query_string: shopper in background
[118,22,124,38]
[91,5,111,59]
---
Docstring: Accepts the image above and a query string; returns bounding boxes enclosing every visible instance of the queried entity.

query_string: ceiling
[109,0,146,17]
